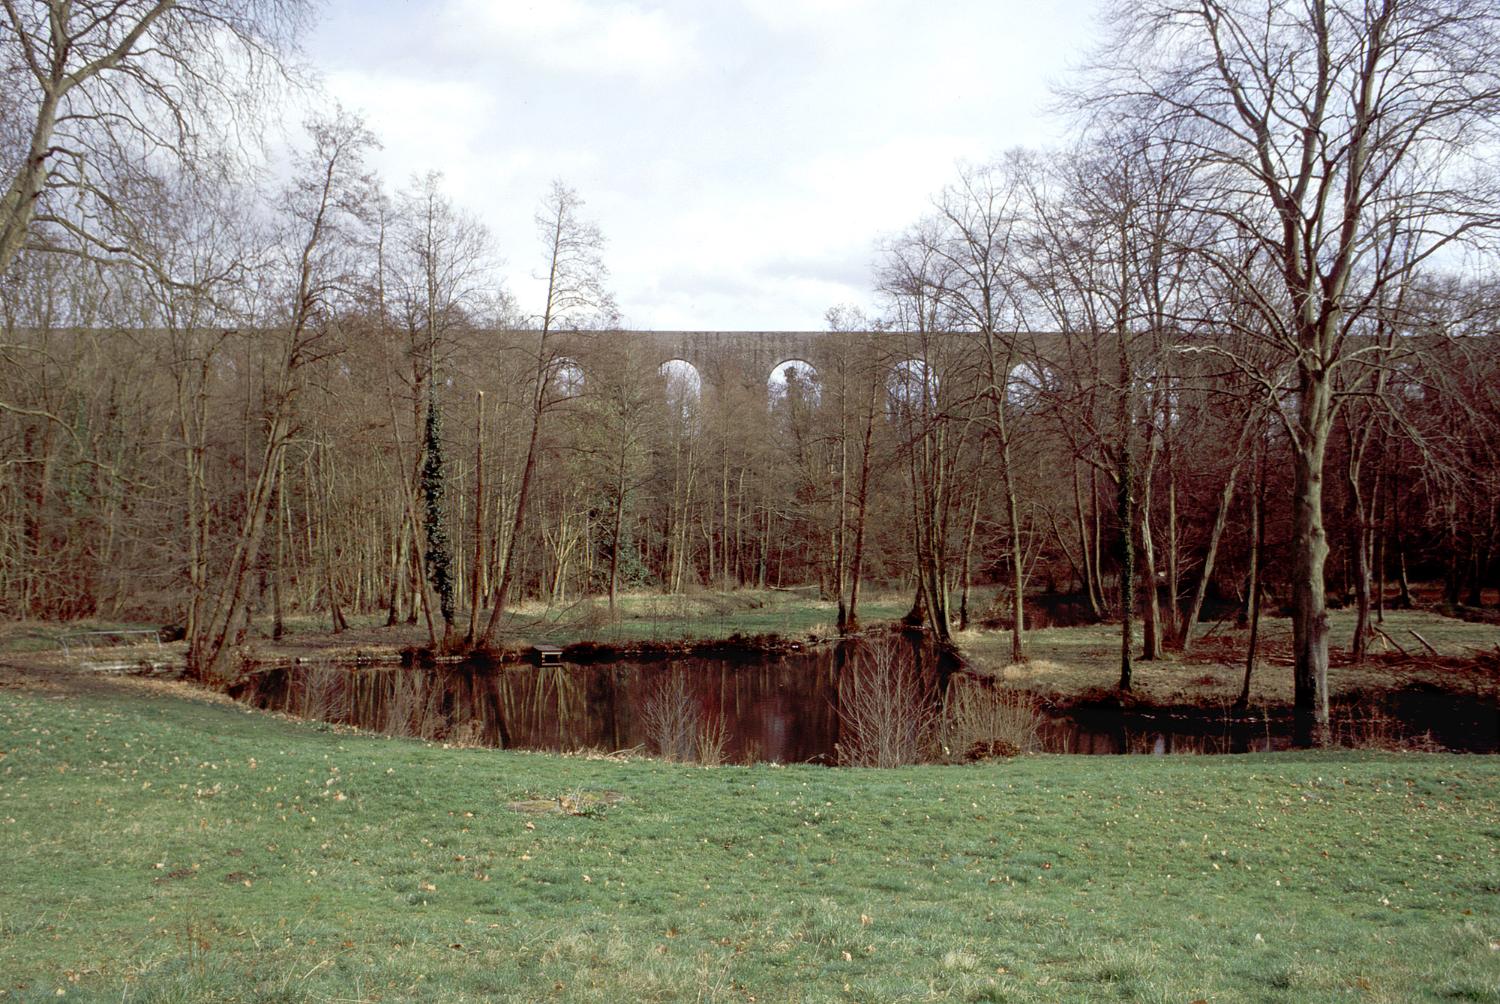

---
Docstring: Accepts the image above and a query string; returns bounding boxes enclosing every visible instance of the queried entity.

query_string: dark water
[230,647,1498,762]
[234,649,855,764]
[1043,693,1498,755]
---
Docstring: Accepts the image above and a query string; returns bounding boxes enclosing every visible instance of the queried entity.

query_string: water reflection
[229,647,1497,761]
[234,650,850,763]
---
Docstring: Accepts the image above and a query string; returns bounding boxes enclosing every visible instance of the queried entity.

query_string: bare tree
[928,158,1033,662]
[391,173,497,643]
[188,111,376,682]
[835,637,937,768]
[1086,0,1500,737]
[0,0,309,275]
[1024,140,1161,689]
[824,306,886,634]
[126,174,258,655]
[879,222,972,644]
[569,339,656,611]
[480,181,615,643]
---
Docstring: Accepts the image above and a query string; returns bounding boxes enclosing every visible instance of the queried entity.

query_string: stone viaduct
[544,329,960,397]
[547,330,846,391]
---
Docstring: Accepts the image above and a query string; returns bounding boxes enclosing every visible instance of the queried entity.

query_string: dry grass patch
[960,606,1499,708]
[505,790,625,816]
[940,675,1044,759]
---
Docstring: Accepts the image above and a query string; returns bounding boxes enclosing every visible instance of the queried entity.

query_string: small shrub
[1332,699,1441,751]
[940,675,1043,760]
[641,671,696,760]
[964,738,1021,761]
[445,719,487,749]
[299,667,348,723]
[694,710,730,766]
[382,670,445,739]
[834,637,937,767]
[641,670,731,764]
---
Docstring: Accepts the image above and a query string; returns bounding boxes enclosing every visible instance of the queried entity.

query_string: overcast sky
[306,0,1104,330]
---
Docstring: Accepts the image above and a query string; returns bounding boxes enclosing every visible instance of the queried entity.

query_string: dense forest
[2,0,1498,742]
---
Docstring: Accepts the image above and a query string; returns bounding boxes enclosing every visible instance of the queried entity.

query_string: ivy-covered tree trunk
[421,388,455,641]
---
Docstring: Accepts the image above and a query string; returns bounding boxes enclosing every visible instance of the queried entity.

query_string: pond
[229,644,1498,762]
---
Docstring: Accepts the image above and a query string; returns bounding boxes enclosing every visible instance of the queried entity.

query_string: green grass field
[2,674,1497,1002]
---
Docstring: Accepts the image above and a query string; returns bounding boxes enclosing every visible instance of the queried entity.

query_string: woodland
[2,0,1499,746]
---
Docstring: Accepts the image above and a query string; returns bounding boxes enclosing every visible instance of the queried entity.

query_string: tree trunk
[1074,462,1102,618]
[466,392,485,644]
[1117,458,1135,691]
[190,407,291,683]
[1346,436,1371,663]
[0,90,59,275]
[1178,419,1253,651]
[1115,333,1134,692]
[272,457,286,641]
[481,357,545,642]
[843,372,878,634]
[1165,450,1180,640]
[608,471,626,613]
[1373,463,1387,624]
[1235,442,1266,710]
[1140,458,1162,662]
[320,442,349,633]
[1091,465,1106,612]
[1002,460,1026,662]
[834,380,850,632]
[957,487,980,632]
[1290,377,1332,744]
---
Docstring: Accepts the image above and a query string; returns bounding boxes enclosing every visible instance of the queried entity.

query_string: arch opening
[1137,367,1183,429]
[768,359,820,406]
[659,358,703,419]
[887,358,937,416]
[548,357,585,397]
[1006,361,1049,410]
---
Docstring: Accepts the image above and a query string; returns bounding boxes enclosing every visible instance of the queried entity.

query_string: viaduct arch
[551,330,849,393]
[533,328,1071,409]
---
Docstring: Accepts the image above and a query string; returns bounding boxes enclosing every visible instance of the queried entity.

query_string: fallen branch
[1198,609,1238,642]
[1371,625,1411,659]
[1407,629,1441,657]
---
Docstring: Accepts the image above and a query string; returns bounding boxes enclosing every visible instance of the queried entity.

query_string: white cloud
[442,0,702,84]
[737,0,881,34]
[305,0,1106,329]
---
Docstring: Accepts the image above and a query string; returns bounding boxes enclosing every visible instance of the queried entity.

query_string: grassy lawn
[2,674,1497,1002]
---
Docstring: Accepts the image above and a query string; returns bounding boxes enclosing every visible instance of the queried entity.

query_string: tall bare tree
[188,111,376,682]
[480,181,615,643]
[928,159,1033,662]
[1087,0,1500,736]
